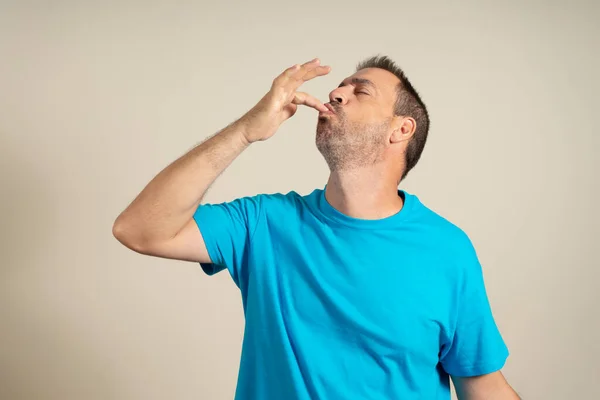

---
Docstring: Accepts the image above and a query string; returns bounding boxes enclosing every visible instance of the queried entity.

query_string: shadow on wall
[0,134,116,400]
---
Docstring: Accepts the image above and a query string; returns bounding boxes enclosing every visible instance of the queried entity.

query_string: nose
[328,88,347,106]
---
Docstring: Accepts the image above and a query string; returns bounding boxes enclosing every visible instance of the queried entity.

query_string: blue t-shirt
[193,187,509,399]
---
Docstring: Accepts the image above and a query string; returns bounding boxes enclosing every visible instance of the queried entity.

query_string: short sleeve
[440,239,509,377]
[192,194,263,289]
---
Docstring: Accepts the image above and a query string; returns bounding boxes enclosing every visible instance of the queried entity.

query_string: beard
[316,109,390,172]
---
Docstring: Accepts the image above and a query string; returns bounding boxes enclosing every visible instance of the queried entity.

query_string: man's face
[316,68,401,171]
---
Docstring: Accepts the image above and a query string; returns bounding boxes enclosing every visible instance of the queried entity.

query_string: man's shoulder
[411,194,476,253]
[414,196,467,234]
[233,187,320,213]
[406,196,483,279]
[246,187,316,202]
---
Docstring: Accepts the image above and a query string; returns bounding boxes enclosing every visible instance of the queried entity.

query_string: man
[113,56,520,399]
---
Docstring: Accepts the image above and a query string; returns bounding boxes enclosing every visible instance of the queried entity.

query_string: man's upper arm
[191,195,264,287]
[133,193,263,289]
[135,218,213,264]
[452,371,520,400]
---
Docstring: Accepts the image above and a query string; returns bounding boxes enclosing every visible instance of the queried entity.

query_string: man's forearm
[113,119,251,247]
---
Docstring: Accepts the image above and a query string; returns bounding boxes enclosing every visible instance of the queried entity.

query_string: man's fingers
[282,63,302,78]
[302,65,331,82]
[294,59,331,83]
[283,58,327,81]
[275,59,330,93]
[293,92,329,112]
[281,58,317,80]
[273,59,331,112]
[291,58,321,79]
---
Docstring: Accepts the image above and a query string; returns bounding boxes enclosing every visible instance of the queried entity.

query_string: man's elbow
[112,214,148,253]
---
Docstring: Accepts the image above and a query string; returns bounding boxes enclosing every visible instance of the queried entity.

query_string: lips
[323,103,336,114]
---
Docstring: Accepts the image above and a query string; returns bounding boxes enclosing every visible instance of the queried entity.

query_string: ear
[390,116,416,144]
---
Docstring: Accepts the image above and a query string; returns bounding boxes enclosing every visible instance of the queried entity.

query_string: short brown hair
[356,55,430,181]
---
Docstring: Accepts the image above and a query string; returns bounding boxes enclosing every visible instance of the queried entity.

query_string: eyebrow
[338,78,378,93]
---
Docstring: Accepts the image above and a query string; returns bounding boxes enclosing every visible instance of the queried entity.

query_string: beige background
[1,1,598,399]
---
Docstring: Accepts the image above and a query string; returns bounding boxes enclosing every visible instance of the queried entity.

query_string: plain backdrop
[1,1,598,399]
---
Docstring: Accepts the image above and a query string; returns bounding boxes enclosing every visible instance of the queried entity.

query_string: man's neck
[325,169,404,220]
